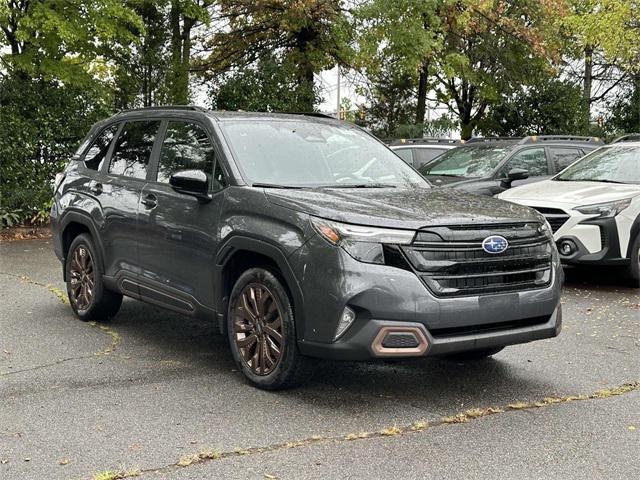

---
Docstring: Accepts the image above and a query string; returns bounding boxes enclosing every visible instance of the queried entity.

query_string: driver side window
[157,121,226,190]
[501,148,548,177]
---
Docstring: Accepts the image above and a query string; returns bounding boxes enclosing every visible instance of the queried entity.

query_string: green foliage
[479,79,589,136]
[202,0,348,111]
[210,55,322,112]
[0,75,112,224]
[606,76,640,134]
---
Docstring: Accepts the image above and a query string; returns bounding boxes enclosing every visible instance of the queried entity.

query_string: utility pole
[336,66,341,119]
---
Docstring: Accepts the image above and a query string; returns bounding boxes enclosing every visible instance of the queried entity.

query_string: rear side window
[550,147,581,172]
[108,121,160,179]
[414,148,447,169]
[157,121,216,185]
[83,124,119,171]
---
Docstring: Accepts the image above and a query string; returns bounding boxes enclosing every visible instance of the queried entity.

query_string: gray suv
[51,106,563,389]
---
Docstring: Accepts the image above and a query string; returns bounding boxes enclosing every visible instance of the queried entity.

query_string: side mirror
[169,170,211,201]
[500,168,529,189]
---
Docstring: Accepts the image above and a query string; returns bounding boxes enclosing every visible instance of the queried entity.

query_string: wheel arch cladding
[216,237,305,338]
[60,212,106,281]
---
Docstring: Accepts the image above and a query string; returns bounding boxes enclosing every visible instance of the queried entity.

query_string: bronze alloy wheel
[232,283,284,376]
[69,244,95,311]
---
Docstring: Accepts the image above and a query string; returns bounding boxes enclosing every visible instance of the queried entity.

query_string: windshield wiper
[582,179,628,184]
[320,183,397,189]
[252,182,305,189]
[556,179,628,184]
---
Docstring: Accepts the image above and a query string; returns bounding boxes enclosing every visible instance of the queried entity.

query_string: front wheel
[227,268,316,390]
[65,233,122,321]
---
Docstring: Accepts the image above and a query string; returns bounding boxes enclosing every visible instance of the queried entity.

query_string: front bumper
[292,234,563,361]
[556,216,630,267]
[299,305,562,361]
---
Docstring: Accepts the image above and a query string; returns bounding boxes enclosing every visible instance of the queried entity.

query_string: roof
[114,106,339,123]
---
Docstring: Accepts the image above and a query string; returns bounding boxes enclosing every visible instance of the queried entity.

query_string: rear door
[414,147,448,170]
[137,118,228,313]
[100,119,162,281]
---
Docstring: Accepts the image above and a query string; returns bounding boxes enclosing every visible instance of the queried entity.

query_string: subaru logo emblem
[482,235,509,254]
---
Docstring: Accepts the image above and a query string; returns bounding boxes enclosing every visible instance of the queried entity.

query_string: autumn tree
[198,0,350,111]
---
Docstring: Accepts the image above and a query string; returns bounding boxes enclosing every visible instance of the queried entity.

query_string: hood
[500,180,640,207]
[265,187,541,229]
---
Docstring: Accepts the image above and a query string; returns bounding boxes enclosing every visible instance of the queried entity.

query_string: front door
[137,119,228,313]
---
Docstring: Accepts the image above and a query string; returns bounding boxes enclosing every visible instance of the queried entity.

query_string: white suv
[498,142,640,286]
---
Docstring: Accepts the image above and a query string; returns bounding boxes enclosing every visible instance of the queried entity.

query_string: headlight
[311,217,414,264]
[575,198,631,218]
[539,218,554,239]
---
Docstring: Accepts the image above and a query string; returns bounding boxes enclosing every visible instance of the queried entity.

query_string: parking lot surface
[1,238,639,480]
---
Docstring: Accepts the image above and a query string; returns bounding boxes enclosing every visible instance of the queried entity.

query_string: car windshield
[220,120,429,188]
[418,146,510,178]
[555,146,640,184]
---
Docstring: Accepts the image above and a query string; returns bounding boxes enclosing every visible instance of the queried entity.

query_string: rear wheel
[66,234,122,321]
[627,234,639,287]
[445,347,505,361]
[227,268,316,390]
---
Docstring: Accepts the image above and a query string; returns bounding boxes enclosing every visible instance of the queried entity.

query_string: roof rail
[465,137,522,144]
[611,133,640,143]
[519,135,603,144]
[115,105,208,115]
[283,112,338,119]
[386,137,461,146]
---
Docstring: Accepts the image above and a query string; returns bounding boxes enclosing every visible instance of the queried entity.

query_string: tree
[210,54,322,111]
[432,0,566,139]
[479,78,588,136]
[562,1,640,124]
[167,0,212,104]
[607,74,640,134]
[355,0,447,125]
[198,0,349,111]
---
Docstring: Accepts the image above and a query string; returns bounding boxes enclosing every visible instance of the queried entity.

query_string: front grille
[531,207,569,233]
[402,223,553,297]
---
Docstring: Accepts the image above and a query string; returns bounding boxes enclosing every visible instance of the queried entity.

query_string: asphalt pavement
[1,238,638,480]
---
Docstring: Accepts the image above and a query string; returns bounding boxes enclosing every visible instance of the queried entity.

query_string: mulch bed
[0,225,52,242]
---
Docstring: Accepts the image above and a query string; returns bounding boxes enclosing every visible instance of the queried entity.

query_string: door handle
[141,194,157,209]
[89,182,103,195]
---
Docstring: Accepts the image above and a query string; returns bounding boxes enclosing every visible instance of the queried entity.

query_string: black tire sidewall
[227,268,299,390]
[66,233,108,321]
[629,234,640,285]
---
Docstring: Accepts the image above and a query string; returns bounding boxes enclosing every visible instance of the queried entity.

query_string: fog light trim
[371,326,429,357]
[334,306,356,341]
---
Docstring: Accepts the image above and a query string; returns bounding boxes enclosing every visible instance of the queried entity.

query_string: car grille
[401,223,553,297]
[531,207,569,233]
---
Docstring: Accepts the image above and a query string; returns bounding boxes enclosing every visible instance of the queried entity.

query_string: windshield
[221,120,429,188]
[418,146,510,178]
[555,146,640,184]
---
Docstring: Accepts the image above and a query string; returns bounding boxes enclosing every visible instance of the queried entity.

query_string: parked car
[51,107,563,389]
[387,138,460,169]
[418,136,603,196]
[499,142,640,286]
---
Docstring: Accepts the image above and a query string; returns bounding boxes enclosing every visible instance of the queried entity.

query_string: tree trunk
[168,0,190,105]
[295,27,318,112]
[415,61,429,125]
[583,45,593,128]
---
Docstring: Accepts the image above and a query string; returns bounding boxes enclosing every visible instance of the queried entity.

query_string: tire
[227,267,316,390]
[445,347,505,361]
[626,234,639,288]
[65,233,122,321]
